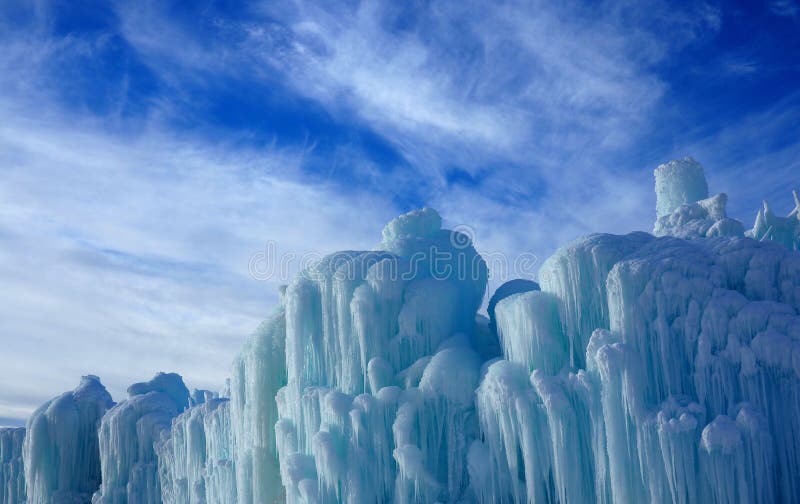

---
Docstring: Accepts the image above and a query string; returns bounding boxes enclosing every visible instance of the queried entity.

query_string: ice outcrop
[93,373,189,504]
[749,191,800,250]
[0,428,25,504]
[653,158,745,239]
[23,375,113,503]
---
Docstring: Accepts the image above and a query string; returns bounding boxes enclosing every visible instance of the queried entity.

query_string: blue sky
[0,0,799,426]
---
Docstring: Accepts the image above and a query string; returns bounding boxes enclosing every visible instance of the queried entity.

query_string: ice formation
[228,303,287,504]
[653,158,745,239]
[2,158,799,503]
[748,191,800,250]
[156,392,237,504]
[0,428,25,504]
[93,372,189,504]
[273,208,490,503]
[24,375,113,503]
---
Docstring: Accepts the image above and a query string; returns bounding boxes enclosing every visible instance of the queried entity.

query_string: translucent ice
[0,428,25,504]
[274,208,488,503]
[156,396,236,504]
[93,373,189,504]
[24,375,113,503]
[229,301,287,504]
[654,157,709,219]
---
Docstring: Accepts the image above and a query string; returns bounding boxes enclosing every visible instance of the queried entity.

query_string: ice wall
[475,232,800,503]
[472,160,800,503]
[274,208,491,503]
[156,394,236,504]
[6,158,800,504]
[229,303,287,504]
[23,375,113,503]
[0,428,25,504]
[93,373,189,504]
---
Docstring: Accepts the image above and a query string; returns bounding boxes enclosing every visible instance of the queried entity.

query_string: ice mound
[93,373,189,504]
[23,375,113,504]
[0,428,25,504]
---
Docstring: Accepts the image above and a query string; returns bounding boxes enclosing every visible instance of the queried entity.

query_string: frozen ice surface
[0,428,25,504]
[93,373,189,504]
[24,375,113,504]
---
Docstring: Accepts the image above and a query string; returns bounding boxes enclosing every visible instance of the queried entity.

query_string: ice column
[654,157,709,219]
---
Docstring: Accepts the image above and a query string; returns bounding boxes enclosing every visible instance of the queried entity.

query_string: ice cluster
[1,158,799,503]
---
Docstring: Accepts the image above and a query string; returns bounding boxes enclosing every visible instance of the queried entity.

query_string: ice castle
[2,157,800,503]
